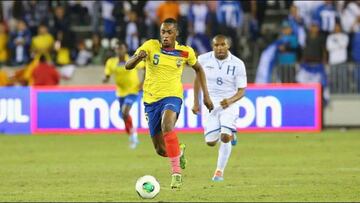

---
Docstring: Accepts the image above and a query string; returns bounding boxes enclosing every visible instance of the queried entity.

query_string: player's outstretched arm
[192,76,201,115]
[191,62,214,112]
[220,88,246,109]
[125,50,147,70]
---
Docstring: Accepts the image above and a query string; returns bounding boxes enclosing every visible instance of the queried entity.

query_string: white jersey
[198,51,247,107]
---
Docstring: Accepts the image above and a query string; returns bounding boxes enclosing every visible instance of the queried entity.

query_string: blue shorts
[118,94,138,110]
[144,97,182,137]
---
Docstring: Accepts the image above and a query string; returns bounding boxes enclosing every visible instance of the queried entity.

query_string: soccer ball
[135,175,160,199]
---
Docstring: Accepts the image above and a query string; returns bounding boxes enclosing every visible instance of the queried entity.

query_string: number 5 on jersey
[153,54,160,65]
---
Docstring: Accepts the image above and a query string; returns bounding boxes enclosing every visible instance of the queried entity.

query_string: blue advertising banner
[32,84,321,134]
[0,84,321,134]
[0,87,31,134]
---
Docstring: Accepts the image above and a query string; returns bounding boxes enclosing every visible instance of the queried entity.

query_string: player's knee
[221,133,231,143]
[206,141,217,147]
[161,122,174,134]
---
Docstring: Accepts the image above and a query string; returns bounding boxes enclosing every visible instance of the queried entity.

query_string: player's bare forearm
[192,76,201,114]
[125,56,143,70]
[192,62,210,97]
[125,50,147,70]
[220,88,246,109]
[192,62,214,112]
[193,76,201,104]
[228,88,246,104]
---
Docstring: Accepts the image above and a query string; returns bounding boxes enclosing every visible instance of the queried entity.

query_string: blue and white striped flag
[255,40,282,83]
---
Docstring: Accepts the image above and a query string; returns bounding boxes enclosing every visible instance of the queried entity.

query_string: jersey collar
[159,40,179,49]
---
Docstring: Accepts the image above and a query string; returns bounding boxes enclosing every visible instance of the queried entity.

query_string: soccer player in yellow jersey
[103,41,144,149]
[125,18,214,189]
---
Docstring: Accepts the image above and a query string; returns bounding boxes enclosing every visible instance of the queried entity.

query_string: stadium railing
[273,63,360,94]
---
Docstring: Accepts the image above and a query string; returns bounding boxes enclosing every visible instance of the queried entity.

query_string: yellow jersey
[31,33,54,54]
[105,55,143,97]
[134,39,197,103]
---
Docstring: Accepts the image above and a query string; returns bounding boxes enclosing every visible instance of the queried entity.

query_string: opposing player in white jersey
[192,35,247,181]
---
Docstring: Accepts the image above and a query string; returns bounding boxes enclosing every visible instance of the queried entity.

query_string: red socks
[124,115,133,135]
[163,131,180,158]
[164,131,181,174]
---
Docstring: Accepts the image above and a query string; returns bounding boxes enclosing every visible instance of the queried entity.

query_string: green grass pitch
[0,130,359,202]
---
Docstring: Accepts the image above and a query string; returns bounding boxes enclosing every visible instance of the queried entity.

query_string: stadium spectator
[216,1,243,56]
[52,5,70,35]
[206,1,219,37]
[192,35,246,182]
[90,33,107,65]
[68,0,90,26]
[340,0,360,33]
[287,4,306,48]
[112,1,127,40]
[125,18,214,189]
[156,1,180,24]
[89,1,101,34]
[187,33,212,56]
[248,0,268,41]
[326,22,349,65]
[8,19,31,66]
[350,15,360,92]
[143,1,163,39]
[101,0,116,39]
[177,2,189,44]
[32,54,60,86]
[23,0,51,35]
[301,21,326,64]
[351,17,360,63]
[187,2,212,55]
[297,21,329,105]
[54,31,72,66]
[313,0,338,34]
[0,23,8,66]
[75,40,92,67]
[103,41,143,149]
[327,22,349,93]
[121,0,147,42]
[277,20,298,66]
[275,20,298,83]
[125,10,139,55]
[31,24,54,60]
[293,0,324,29]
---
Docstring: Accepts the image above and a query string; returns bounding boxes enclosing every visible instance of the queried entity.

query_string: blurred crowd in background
[0,0,359,95]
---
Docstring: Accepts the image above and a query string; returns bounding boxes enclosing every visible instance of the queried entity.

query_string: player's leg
[144,101,166,156]
[160,97,183,189]
[203,107,221,147]
[151,132,167,157]
[212,107,237,182]
[122,94,139,149]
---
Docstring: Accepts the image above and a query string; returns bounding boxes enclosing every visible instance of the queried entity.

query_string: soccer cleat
[179,143,187,169]
[170,173,183,189]
[212,170,224,182]
[231,133,238,146]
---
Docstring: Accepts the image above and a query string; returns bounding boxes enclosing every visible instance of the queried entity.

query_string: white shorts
[203,105,238,143]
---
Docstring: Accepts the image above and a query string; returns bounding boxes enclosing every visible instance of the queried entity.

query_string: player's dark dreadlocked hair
[162,18,178,30]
